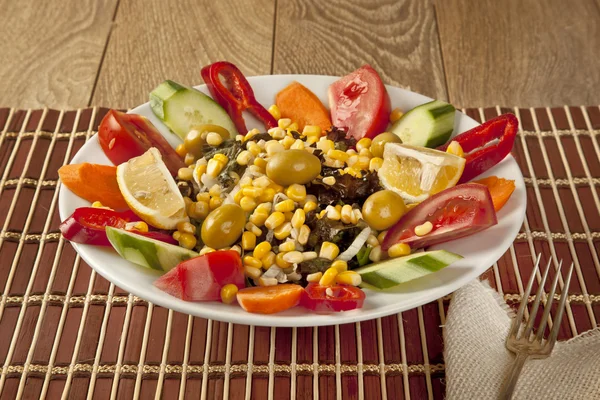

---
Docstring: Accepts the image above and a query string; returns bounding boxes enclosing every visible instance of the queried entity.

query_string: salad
[59,62,518,315]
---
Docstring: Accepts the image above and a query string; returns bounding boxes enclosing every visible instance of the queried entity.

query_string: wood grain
[435,0,600,107]
[273,0,448,101]
[90,0,275,108]
[0,0,118,109]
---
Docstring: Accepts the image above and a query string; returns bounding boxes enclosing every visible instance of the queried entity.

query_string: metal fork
[499,255,574,400]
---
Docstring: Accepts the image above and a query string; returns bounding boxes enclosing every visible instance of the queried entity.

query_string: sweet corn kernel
[261,251,276,269]
[369,157,384,172]
[253,242,272,260]
[353,209,363,221]
[247,141,262,156]
[250,210,269,226]
[236,134,244,142]
[194,163,207,178]
[172,231,181,241]
[199,247,215,257]
[287,122,299,132]
[356,138,372,152]
[369,246,382,262]
[258,188,276,202]
[322,176,336,186]
[340,205,353,224]
[253,157,267,170]
[196,192,210,203]
[206,132,224,146]
[244,266,262,279]
[377,230,387,244]
[327,149,349,162]
[319,267,338,286]
[265,140,285,156]
[176,221,196,235]
[240,196,257,212]
[268,104,281,120]
[288,139,303,150]
[256,202,272,214]
[178,167,194,181]
[220,284,238,304]
[303,201,317,213]
[302,125,321,137]
[331,260,348,272]
[306,272,323,283]
[283,251,303,264]
[319,242,340,260]
[243,255,262,269]
[244,129,260,141]
[258,277,278,287]
[305,136,320,146]
[302,251,317,261]
[245,222,263,237]
[278,118,292,129]
[359,148,373,159]
[188,201,210,219]
[326,206,341,221]
[390,108,404,123]
[284,211,294,222]
[279,241,296,252]
[175,143,187,158]
[366,234,379,247]
[269,127,286,139]
[298,225,311,245]
[240,187,262,198]
[233,189,244,204]
[92,201,104,208]
[335,271,362,286]
[291,209,305,229]
[281,135,295,149]
[242,231,257,250]
[178,233,197,250]
[318,209,327,219]
[209,184,222,197]
[356,156,370,170]
[127,221,148,233]
[268,182,284,193]
[209,196,223,210]
[273,222,293,240]
[414,221,433,236]
[276,252,292,268]
[206,159,224,177]
[265,212,285,230]
[275,199,295,212]
[235,150,253,167]
[388,243,411,258]
[335,204,342,212]
[446,141,464,157]
[286,184,306,202]
[230,245,242,255]
[316,139,335,153]
[213,153,228,164]
[184,153,196,165]
[252,175,271,188]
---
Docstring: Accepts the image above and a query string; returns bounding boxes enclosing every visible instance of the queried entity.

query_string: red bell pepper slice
[201,61,277,133]
[438,113,519,183]
[60,207,176,246]
[301,283,365,312]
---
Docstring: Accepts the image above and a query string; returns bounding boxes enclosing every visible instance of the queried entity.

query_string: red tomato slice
[154,250,244,301]
[301,284,366,312]
[98,109,185,176]
[328,65,391,141]
[382,183,498,250]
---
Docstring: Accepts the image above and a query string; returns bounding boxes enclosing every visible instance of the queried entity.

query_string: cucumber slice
[389,100,455,148]
[106,227,197,272]
[150,80,238,140]
[355,250,462,289]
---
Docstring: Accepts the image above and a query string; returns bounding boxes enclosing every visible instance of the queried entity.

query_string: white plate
[58,75,526,327]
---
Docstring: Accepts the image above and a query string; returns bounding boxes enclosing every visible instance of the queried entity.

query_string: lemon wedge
[378,143,465,203]
[116,148,188,230]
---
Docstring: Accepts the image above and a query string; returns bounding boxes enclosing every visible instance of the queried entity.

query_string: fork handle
[499,352,529,400]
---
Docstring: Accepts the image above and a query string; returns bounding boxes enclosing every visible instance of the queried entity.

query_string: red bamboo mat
[0,106,598,399]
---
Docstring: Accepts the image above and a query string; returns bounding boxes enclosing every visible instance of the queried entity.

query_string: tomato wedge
[328,65,391,141]
[301,284,365,312]
[381,183,498,250]
[98,109,185,176]
[236,284,304,314]
[154,251,245,301]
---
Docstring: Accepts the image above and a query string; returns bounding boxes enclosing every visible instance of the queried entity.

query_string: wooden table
[0,0,598,109]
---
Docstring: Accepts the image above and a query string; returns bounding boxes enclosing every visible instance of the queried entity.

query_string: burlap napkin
[444,280,600,399]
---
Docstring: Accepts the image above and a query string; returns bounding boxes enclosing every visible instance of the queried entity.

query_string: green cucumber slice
[389,100,455,148]
[106,227,197,272]
[355,250,462,289]
[150,80,238,140]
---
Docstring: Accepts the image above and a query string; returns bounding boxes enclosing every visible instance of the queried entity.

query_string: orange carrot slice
[473,176,516,211]
[59,163,128,210]
[276,82,332,131]
[236,284,304,314]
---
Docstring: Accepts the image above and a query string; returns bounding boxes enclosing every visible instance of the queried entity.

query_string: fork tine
[546,262,574,349]
[523,258,553,338]
[534,259,563,342]
[509,254,542,338]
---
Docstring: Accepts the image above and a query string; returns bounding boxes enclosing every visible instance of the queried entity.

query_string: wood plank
[273,0,448,101]
[436,0,600,107]
[91,0,275,108]
[0,0,117,109]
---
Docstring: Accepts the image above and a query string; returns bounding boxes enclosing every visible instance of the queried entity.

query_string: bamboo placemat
[0,106,598,399]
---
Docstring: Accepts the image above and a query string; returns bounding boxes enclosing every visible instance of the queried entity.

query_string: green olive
[370,132,402,158]
[266,150,321,186]
[184,124,231,156]
[362,190,406,231]
[201,204,245,249]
